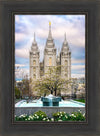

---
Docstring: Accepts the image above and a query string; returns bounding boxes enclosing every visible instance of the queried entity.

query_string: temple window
[49,57,52,66]
[33,60,36,65]
[33,74,36,78]
[65,60,68,65]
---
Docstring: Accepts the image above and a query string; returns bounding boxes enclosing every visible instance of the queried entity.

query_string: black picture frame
[13,10,87,125]
[0,0,100,136]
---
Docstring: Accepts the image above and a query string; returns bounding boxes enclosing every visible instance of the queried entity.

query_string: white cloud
[15,48,29,59]
[71,74,85,78]
[15,68,29,79]
[15,64,26,67]
[15,37,33,59]
[15,33,26,42]
[71,65,85,70]
[72,58,85,64]
[15,15,85,47]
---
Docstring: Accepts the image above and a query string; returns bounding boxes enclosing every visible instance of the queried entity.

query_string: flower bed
[15,110,85,121]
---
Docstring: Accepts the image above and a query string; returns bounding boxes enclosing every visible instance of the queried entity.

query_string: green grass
[74,99,85,103]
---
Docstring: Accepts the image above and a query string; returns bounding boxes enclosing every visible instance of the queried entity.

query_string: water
[15,99,85,107]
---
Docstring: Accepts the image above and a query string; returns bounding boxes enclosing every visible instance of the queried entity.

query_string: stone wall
[15,107,85,117]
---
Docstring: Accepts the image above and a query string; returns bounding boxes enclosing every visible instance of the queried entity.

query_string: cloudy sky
[15,15,85,81]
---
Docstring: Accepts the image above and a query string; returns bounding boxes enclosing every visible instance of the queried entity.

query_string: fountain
[41,94,61,106]
[15,96,85,116]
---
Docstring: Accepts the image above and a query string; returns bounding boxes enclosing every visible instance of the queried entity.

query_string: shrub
[69,111,85,121]
[33,110,47,121]
[52,111,70,121]
[15,114,28,121]
[52,111,85,121]
[15,110,85,121]
[15,111,49,121]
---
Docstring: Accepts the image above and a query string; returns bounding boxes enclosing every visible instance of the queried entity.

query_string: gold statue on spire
[49,21,51,26]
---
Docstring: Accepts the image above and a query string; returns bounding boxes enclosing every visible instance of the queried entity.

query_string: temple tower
[61,33,71,80]
[44,22,56,74]
[29,33,40,80]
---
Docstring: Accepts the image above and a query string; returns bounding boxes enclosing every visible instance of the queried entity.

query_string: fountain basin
[41,94,61,106]
[15,99,85,117]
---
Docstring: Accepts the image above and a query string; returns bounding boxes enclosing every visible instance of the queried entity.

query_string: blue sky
[15,15,85,80]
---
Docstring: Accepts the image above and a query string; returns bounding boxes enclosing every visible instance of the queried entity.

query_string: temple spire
[31,32,39,51]
[34,32,36,42]
[64,32,67,44]
[33,32,36,44]
[65,33,66,41]
[48,21,52,39]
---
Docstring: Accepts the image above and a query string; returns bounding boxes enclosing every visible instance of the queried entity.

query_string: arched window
[33,74,36,78]
[33,60,36,65]
[49,57,52,66]
[65,60,68,66]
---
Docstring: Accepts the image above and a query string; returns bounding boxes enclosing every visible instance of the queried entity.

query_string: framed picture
[14,14,86,123]
[0,0,100,136]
